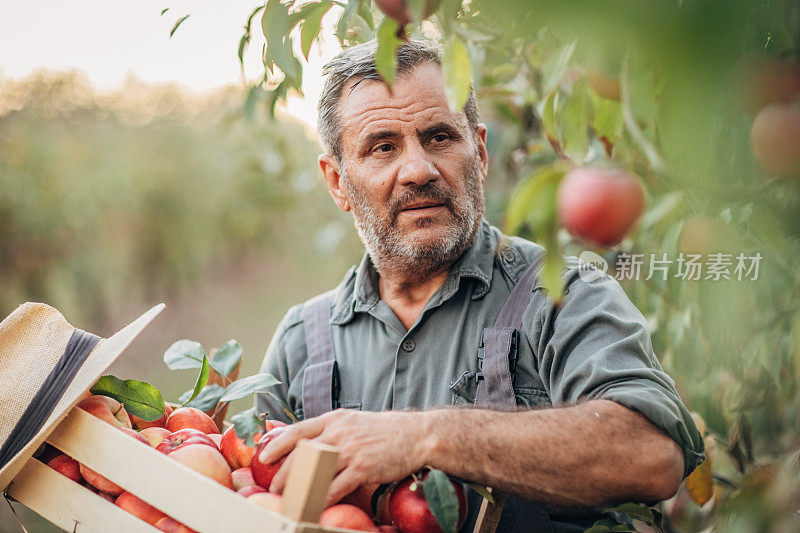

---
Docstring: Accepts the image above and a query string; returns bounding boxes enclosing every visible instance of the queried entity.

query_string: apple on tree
[750,102,800,177]
[375,0,441,26]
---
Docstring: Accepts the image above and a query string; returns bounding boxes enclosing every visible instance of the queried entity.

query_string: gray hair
[317,38,479,160]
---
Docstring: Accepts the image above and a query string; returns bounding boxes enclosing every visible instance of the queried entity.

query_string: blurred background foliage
[2,0,800,531]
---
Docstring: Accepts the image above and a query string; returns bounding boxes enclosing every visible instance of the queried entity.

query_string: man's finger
[325,467,363,508]
[268,448,295,494]
[260,417,325,463]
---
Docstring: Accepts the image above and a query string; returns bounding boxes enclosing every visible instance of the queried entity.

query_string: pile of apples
[45,394,465,533]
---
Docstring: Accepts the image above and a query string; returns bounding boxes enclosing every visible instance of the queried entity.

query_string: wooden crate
[6,407,357,533]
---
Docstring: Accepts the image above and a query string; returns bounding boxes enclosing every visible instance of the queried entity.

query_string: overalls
[299,257,554,532]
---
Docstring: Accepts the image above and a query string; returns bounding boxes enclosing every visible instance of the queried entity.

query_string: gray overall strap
[474,255,544,408]
[301,291,339,419]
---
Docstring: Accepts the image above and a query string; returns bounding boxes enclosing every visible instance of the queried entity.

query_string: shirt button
[502,249,516,262]
[401,339,416,352]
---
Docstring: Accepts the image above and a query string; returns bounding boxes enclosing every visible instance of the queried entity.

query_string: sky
[0,0,343,128]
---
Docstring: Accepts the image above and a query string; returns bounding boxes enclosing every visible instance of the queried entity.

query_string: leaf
[357,0,374,30]
[336,0,361,39]
[232,407,266,447]
[584,519,636,532]
[375,17,402,87]
[540,90,559,142]
[160,8,169,16]
[590,91,624,146]
[301,1,332,60]
[262,0,301,83]
[685,456,714,506]
[442,36,472,113]
[463,482,494,503]
[541,248,565,303]
[421,469,459,533]
[540,40,576,94]
[163,339,206,370]
[604,503,658,525]
[178,384,224,411]
[182,355,210,406]
[238,4,266,70]
[209,339,244,377]
[560,78,590,157]
[90,375,165,422]
[504,165,566,236]
[220,373,281,402]
[170,15,190,38]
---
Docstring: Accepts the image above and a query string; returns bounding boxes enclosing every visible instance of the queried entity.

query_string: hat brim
[0,303,165,491]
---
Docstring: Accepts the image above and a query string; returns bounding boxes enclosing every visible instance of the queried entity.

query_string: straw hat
[0,302,164,491]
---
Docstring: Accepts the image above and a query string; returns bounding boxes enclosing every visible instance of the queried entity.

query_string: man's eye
[373,143,393,153]
[431,133,450,143]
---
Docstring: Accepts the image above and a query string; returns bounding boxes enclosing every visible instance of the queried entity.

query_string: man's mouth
[400,200,446,212]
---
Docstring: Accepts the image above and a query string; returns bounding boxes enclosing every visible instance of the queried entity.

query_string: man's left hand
[258,409,433,506]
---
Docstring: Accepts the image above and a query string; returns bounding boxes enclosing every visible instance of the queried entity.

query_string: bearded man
[255,39,704,532]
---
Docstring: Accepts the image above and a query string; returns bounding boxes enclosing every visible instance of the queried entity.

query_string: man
[255,39,704,532]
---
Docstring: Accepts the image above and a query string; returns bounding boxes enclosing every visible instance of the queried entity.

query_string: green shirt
[255,218,704,481]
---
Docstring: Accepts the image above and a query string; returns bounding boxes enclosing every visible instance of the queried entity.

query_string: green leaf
[262,0,301,83]
[590,91,624,145]
[90,375,165,422]
[463,482,494,503]
[336,0,361,39]
[584,519,636,532]
[421,469,459,533]
[301,1,332,60]
[160,8,169,16]
[220,373,281,402]
[357,0,374,30]
[209,339,244,377]
[442,36,472,113]
[560,78,590,157]
[541,248,565,303]
[540,40,576,94]
[232,407,266,447]
[375,17,402,87]
[540,90,559,142]
[169,14,190,38]
[603,503,658,525]
[181,355,210,406]
[178,384,224,411]
[238,4,266,70]
[504,165,566,236]
[164,339,206,370]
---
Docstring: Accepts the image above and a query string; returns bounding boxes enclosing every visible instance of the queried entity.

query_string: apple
[319,504,379,532]
[77,395,132,429]
[231,467,257,491]
[140,427,171,448]
[131,404,173,431]
[738,54,800,114]
[165,407,219,434]
[374,0,440,26]
[120,427,150,445]
[155,516,198,533]
[115,492,166,526]
[341,483,380,517]
[207,433,222,449]
[247,491,283,512]
[220,422,278,469]
[46,454,82,483]
[378,527,401,533]
[750,103,800,177]
[238,485,268,497]
[250,433,287,491]
[388,475,467,533]
[156,429,217,454]
[168,444,233,488]
[557,167,645,247]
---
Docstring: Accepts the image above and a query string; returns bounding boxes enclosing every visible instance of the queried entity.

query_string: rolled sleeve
[532,270,705,478]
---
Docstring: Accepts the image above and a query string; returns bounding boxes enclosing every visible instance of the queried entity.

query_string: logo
[577,250,608,282]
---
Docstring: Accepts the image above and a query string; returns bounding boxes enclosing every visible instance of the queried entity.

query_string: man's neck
[377,263,453,331]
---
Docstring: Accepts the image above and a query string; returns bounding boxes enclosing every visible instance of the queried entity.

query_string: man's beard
[342,154,485,278]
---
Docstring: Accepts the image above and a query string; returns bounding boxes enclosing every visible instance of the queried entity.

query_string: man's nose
[396,142,440,186]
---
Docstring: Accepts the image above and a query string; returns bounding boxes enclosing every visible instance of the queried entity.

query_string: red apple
[557,167,645,247]
[155,516,198,533]
[77,395,132,429]
[378,527,400,533]
[250,433,287,491]
[374,0,440,26]
[750,103,800,176]
[140,427,171,448]
[115,491,166,525]
[231,467,257,491]
[120,427,150,446]
[219,423,273,470]
[156,429,217,454]
[207,433,222,449]
[46,454,82,483]
[388,475,467,533]
[247,491,283,512]
[738,54,800,114]
[238,485,268,497]
[165,407,219,434]
[168,444,233,488]
[131,404,173,430]
[319,504,379,532]
[341,483,380,517]
[80,463,123,496]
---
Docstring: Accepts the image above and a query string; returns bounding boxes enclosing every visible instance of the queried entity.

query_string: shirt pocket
[449,371,551,408]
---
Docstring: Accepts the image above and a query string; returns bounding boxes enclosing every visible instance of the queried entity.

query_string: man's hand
[258,409,433,506]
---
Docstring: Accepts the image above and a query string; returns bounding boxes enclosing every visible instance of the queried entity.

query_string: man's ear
[475,124,489,181]
[318,153,350,212]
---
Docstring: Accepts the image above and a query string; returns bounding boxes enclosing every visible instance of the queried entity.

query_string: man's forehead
[337,62,468,144]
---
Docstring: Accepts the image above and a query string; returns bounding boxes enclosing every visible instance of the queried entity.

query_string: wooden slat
[44,408,294,533]
[473,489,506,533]
[7,458,158,533]
[280,439,340,524]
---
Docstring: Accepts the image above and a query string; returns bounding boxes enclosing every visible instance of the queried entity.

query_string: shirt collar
[330,219,497,325]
